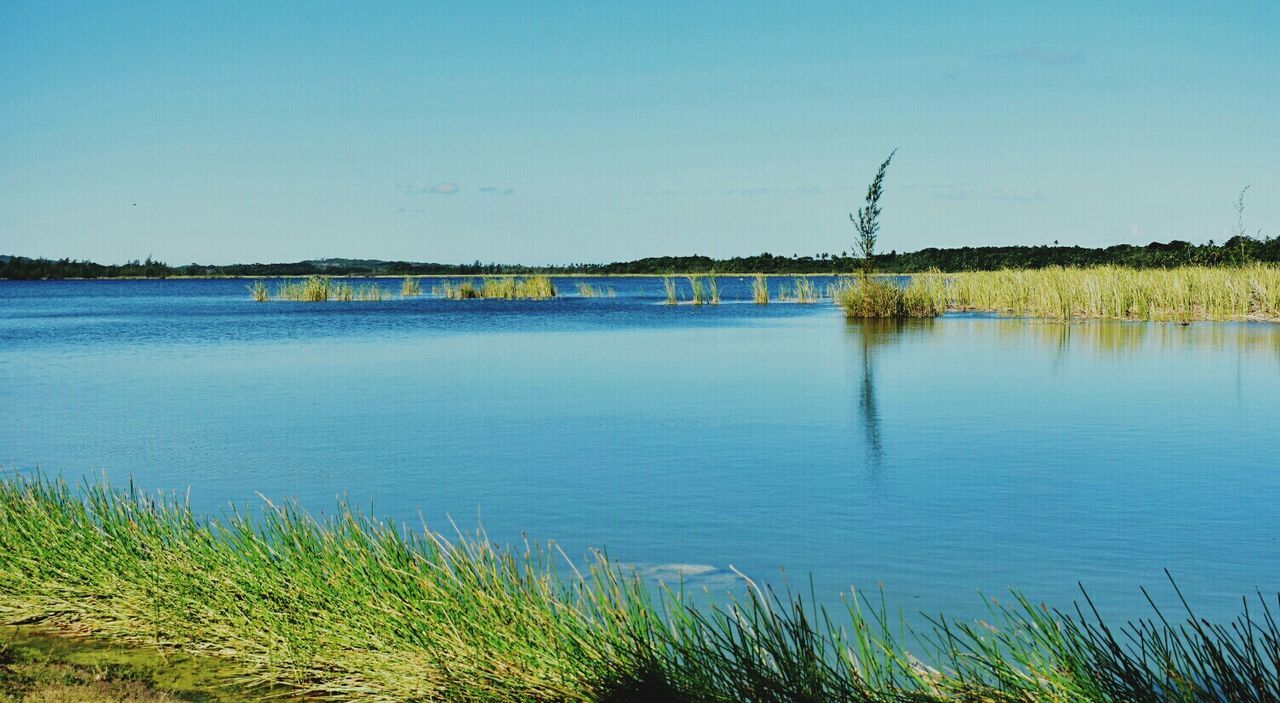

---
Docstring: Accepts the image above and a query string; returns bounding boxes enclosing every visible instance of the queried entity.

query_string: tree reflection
[847,318,935,476]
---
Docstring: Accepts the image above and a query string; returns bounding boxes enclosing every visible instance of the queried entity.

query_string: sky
[2,1,1278,266]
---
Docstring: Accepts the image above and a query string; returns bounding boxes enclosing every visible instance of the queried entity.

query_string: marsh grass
[708,275,720,304]
[438,276,558,300]
[946,265,1280,322]
[1,474,1277,703]
[248,280,269,302]
[401,277,421,297]
[687,275,705,305]
[777,275,819,303]
[576,282,597,297]
[751,274,770,304]
[838,276,947,318]
[662,276,678,305]
[275,275,332,302]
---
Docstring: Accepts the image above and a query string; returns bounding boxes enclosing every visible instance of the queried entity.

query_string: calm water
[2,277,1278,624]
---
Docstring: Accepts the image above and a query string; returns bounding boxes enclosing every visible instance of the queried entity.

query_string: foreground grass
[0,627,291,702]
[1,474,1277,703]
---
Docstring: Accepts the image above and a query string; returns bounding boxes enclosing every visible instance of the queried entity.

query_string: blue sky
[2,1,1277,265]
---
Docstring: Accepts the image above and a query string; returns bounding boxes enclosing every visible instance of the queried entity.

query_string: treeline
[4,236,1280,279]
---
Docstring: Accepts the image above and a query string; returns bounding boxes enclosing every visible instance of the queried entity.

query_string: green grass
[751,274,770,304]
[777,275,819,303]
[1,473,1277,703]
[837,276,947,318]
[687,275,705,305]
[662,276,678,305]
[944,265,1280,322]
[247,280,269,302]
[436,276,558,300]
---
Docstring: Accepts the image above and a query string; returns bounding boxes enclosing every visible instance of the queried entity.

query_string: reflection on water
[847,319,941,476]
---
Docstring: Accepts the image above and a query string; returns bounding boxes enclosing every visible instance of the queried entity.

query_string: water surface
[2,277,1277,624]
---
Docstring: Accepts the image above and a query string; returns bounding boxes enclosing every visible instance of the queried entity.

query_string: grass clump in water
[576,282,597,297]
[3,473,1279,703]
[751,274,770,304]
[687,275,705,305]
[276,275,333,302]
[401,277,422,297]
[662,276,678,305]
[838,275,946,318]
[438,276,558,300]
[248,280,269,302]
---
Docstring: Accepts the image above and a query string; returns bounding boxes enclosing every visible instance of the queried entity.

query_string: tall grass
[276,275,333,302]
[1,474,1277,703]
[687,275,705,305]
[576,282,598,298]
[247,280,270,302]
[708,275,720,304]
[662,276,678,305]
[838,276,947,318]
[437,276,558,300]
[401,276,422,297]
[946,265,1280,322]
[751,274,770,304]
[777,275,819,303]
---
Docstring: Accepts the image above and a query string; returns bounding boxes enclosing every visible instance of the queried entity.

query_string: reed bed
[2,473,1276,703]
[436,276,558,300]
[708,275,720,304]
[751,274,770,304]
[662,276,678,305]
[264,276,388,302]
[576,282,597,298]
[401,276,422,297]
[944,265,1280,322]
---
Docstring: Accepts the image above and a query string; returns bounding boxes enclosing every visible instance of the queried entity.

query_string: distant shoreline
[3,236,1278,279]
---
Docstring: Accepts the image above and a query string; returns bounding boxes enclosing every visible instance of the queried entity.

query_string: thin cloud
[978,48,1080,66]
[478,186,515,196]
[400,182,460,195]
[930,185,1045,202]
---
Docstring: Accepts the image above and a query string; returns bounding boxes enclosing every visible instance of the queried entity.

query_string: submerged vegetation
[0,474,1277,703]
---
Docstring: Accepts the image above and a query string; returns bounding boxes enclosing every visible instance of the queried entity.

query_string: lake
[1,276,1277,625]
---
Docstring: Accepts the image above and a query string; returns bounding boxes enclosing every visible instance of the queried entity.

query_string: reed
[792,275,818,303]
[1,473,1276,703]
[275,275,333,302]
[248,280,270,302]
[751,274,769,304]
[837,276,946,318]
[401,277,422,297]
[662,276,678,305]
[576,282,597,298]
[946,265,1280,322]
[707,274,720,304]
[439,276,557,300]
[687,275,705,305]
